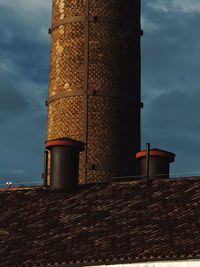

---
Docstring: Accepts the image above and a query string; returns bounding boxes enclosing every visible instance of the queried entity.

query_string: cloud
[142,1,200,93]
[0,0,49,13]
[141,15,162,33]
[0,1,51,46]
[141,0,200,176]
[0,2,50,184]
[142,88,200,175]
[147,0,200,14]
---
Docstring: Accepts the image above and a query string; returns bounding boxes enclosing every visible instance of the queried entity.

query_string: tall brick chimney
[45,0,142,185]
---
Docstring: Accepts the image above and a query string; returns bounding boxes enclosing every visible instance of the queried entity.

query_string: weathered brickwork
[47,97,84,140]
[46,0,141,183]
[49,24,85,96]
[89,23,120,92]
[51,0,85,24]
[89,0,120,16]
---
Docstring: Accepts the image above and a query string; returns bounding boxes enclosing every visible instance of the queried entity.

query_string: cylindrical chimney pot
[46,139,84,192]
[136,148,175,178]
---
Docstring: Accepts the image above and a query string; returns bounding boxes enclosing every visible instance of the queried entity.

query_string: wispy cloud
[141,15,162,33]
[0,0,49,12]
[148,0,200,13]
[0,1,50,182]
[141,0,200,174]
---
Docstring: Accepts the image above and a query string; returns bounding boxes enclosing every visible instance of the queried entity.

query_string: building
[1,1,199,266]
[0,177,200,266]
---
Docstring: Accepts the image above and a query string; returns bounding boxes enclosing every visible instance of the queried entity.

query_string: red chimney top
[136,148,175,163]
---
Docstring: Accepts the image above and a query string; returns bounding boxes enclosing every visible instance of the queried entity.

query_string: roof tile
[1,178,200,266]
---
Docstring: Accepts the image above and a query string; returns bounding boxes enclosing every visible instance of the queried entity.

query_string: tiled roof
[1,177,200,266]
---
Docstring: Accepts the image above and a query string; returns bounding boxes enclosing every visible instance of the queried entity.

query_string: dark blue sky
[0,0,200,186]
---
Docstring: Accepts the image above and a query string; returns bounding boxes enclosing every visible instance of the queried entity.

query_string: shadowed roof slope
[0,177,200,266]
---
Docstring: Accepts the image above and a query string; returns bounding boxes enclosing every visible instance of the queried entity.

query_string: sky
[0,0,200,185]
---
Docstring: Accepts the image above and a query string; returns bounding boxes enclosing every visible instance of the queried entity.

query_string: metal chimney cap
[136,148,175,163]
[45,138,85,151]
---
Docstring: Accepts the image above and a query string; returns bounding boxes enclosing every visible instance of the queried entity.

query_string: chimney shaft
[46,0,142,184]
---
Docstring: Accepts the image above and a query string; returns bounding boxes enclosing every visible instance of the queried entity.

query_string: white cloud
[0,58,20,77]
[148,0,200,13]
[141,15,161,33]
[173,0,200,12]
[0,0,50,46]
[0,0,49,12]
[148,1,170,13]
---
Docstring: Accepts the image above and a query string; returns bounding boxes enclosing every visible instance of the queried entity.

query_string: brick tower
[46,0,142,184]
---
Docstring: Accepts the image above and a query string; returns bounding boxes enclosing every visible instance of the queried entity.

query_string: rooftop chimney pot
[45,139,84,192]
[136,148,176,178]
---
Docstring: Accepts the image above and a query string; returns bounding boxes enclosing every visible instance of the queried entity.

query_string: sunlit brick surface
[49,23,85,96]
[52,0,85,24]
[47,97,84,140]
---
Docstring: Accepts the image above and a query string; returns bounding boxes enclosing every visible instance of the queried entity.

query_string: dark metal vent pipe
[136,148,175,178]
[45,139,84,192]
